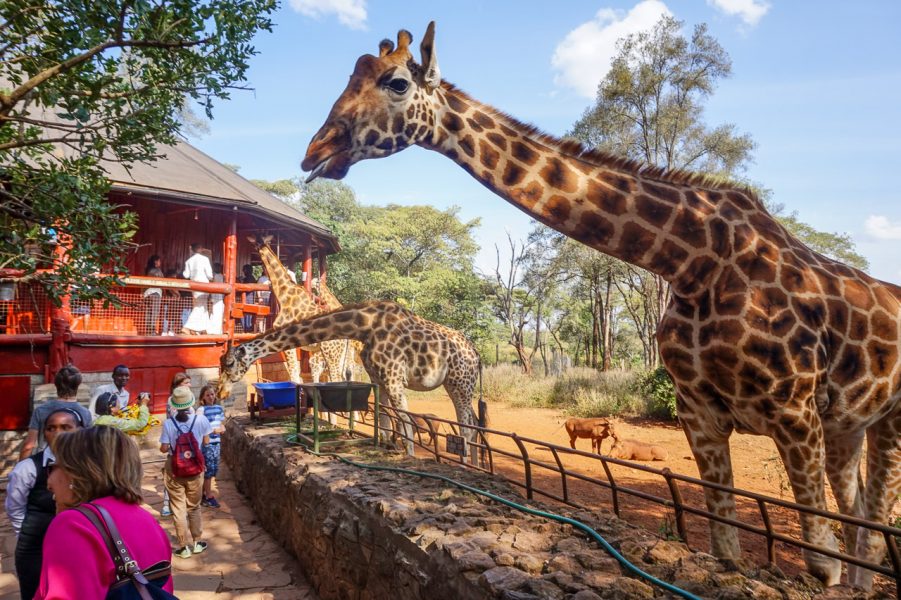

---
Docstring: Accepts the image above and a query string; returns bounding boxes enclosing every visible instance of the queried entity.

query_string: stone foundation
[223,417,873,600]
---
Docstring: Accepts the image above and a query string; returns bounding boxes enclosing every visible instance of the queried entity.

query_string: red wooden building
[0,141,338,429]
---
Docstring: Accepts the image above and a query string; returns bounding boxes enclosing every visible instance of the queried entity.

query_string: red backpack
[170,415,205,478]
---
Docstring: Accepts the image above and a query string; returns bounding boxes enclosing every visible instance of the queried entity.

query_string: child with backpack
[158,386,212,559]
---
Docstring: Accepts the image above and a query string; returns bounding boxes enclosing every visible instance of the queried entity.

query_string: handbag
[75,503,178,600]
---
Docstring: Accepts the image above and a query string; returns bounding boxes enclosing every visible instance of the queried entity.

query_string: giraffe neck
[419,85,762,297]
[238,307,376,371]
[257,244,319,318]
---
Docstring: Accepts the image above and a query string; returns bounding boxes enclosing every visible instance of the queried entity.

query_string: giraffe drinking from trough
[218,301,482,454]
[300,22,901,588]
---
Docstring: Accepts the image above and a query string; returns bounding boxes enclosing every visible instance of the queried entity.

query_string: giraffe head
[302,22,441,182]
[217,341,253,399]
[248,234,274,249]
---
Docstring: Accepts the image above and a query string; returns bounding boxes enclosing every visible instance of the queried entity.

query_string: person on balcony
[143,254,164,335]
[88,365,131,418]
[208,262,225,335]
[182,243,212,334]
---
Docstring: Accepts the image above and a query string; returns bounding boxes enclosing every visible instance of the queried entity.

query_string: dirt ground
[405,393,898,590]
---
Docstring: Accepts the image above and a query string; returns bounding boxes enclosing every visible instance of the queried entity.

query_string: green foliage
[570,15,755,177]
[635,366,678,420]
[774,210,869,271]
[0,0,277,303]
[254,177,492,342]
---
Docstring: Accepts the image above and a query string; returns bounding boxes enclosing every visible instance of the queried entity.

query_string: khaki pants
[164,461,203,548]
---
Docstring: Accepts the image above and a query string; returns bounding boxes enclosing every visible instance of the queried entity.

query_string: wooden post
[48,236,72,380]
[222,208,238,337]
[303,243,313,294]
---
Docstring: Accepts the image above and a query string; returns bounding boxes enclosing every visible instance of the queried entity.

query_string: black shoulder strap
[75,504,151,588]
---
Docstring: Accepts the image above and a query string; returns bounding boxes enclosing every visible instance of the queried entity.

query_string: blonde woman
[35,427,172,598]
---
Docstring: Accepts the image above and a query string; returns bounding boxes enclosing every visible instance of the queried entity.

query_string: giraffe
[311,277,365,381]
[300,22,901,588]
[217,301,482,452]
[251,235,350,385]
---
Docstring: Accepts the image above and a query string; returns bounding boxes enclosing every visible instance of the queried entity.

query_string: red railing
[0,278,273,337]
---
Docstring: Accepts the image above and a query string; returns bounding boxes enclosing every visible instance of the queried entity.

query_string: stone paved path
[1,441,318,600]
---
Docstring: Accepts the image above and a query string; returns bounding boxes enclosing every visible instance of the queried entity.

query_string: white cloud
[706,0,770,27]
[289,0,367,30]
[865,215,901,240]
[551,0,671,99]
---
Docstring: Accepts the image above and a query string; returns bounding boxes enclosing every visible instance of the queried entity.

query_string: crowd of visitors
[5,363,227,598]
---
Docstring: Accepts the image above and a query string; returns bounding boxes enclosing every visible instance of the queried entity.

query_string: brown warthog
[564,417,617,454]
[608,438,668,461]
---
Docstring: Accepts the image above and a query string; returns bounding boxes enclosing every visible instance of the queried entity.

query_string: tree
[0,0,276,303]
[489,234,538,374]
[255,177,491,341]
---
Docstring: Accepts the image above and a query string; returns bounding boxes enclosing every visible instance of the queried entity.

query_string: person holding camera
[94,390,151,433]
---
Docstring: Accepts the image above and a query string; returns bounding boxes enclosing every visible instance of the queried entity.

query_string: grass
[480,365,652,419]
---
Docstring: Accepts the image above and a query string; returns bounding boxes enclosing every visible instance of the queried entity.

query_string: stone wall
[223,418,855,600]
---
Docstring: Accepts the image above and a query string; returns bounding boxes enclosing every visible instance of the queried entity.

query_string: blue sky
[186,1,901,284]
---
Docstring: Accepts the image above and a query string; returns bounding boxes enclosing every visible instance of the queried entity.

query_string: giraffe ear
[420,21,440,92]
[261,234,274,245]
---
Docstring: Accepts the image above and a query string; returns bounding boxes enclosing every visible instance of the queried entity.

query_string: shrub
[635,366,678,420]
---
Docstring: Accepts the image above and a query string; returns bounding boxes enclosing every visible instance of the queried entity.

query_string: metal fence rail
[341,404,901,595]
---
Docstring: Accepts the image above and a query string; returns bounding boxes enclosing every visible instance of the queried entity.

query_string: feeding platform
[294,381,380,453]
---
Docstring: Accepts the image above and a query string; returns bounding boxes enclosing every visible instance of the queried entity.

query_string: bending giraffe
[300,22,901,588]
[252,235,351,384]
[217,301,481,451]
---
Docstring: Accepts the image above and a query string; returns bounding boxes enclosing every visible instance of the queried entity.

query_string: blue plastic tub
[252,382,297,409]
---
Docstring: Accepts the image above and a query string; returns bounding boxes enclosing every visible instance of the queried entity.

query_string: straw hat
[168,386,195,411]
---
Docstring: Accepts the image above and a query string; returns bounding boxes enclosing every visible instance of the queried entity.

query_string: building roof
[102,140,339,254]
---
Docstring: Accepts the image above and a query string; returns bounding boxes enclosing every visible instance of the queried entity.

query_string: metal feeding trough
[295,381,380,453]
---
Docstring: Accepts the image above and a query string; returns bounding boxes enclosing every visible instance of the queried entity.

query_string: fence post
[757,499,777,564]
[511,434,533,500]
[548,446,568,503]
[599,456,620,517]
[882,530,901,599]
[661,468,688,545]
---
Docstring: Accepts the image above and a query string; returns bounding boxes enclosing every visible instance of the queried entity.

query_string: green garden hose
[287,435,702,600]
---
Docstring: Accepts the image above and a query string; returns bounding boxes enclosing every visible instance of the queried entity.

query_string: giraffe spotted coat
[300,22,901,588]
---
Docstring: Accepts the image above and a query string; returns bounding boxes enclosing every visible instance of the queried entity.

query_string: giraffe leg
[771,410,842,586]
[851,412,901,590]
[443,380,477,463]
[679,413,742,560]
[382,379,414,456]
[283,348,302,384]
[823,429,866,585]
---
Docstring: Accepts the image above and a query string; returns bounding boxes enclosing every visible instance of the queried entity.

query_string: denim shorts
[202,442,220,478]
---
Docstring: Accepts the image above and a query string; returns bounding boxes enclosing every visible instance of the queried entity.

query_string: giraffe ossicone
[301,21,901,589]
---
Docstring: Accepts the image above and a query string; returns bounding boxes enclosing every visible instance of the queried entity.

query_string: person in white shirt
[5,408,85,600]
[88,365,131,418]
[207,262,225,335]
[182,243,213,334]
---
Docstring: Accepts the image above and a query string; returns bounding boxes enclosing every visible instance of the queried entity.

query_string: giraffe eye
[386,78,409,94]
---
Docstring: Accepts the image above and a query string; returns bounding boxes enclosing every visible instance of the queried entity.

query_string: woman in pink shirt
[35,426,173,599]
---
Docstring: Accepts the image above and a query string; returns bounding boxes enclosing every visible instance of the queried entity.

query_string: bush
[635,366,678,420]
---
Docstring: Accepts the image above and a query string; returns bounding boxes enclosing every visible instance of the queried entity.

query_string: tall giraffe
[217,301,481,447]
[300,23,901,588]
[252,235,349,384]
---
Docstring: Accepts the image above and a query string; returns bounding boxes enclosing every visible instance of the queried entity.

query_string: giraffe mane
[439,82,764,208]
